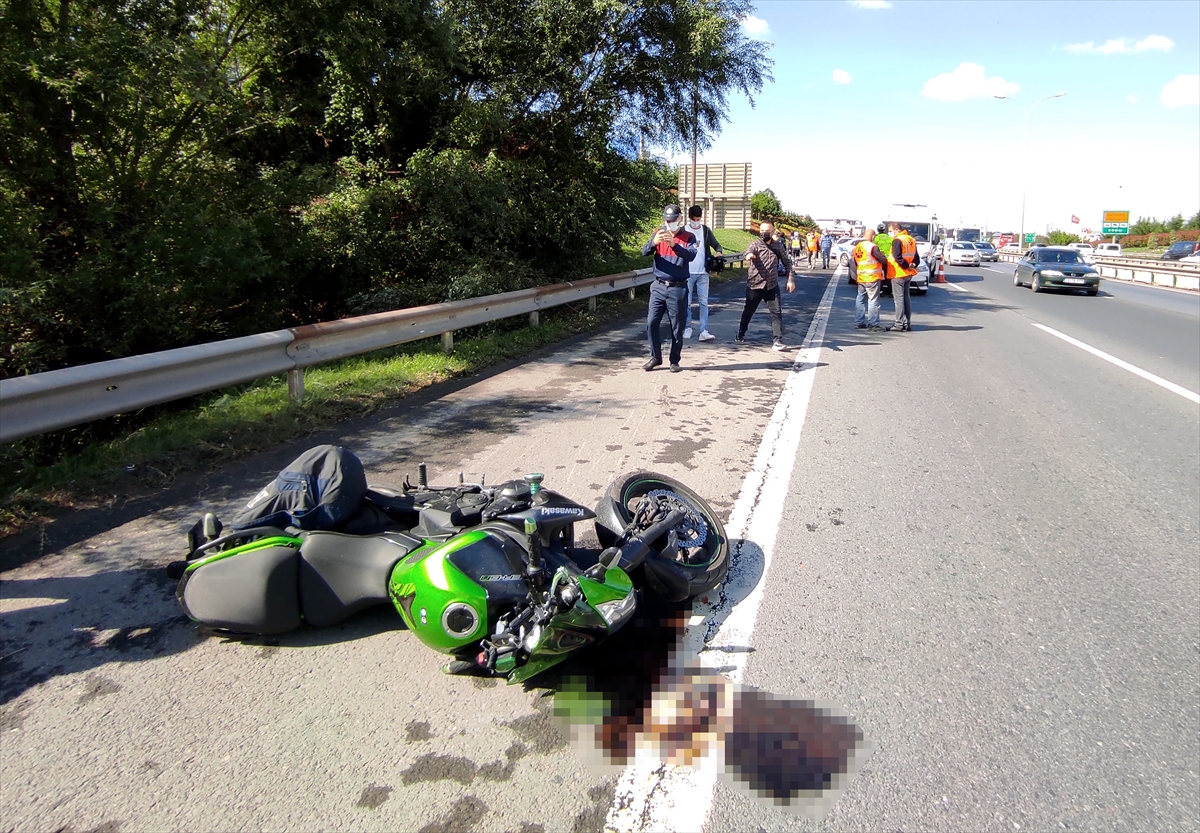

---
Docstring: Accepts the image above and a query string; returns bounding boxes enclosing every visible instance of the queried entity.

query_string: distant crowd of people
[641,205,920,371]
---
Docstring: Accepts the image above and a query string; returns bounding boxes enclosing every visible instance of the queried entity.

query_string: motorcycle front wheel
[594,471,730,600]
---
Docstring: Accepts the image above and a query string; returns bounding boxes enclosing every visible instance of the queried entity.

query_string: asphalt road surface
[2,262,1197,832]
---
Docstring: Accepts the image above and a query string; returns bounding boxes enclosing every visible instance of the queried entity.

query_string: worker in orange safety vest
[849,230,889,330]
[885,222,920,331]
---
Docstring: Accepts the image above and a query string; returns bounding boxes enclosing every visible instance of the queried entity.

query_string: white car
[945,241,981,266]
[1180,253,1200,264]
[833,237,864,267]
[1095,243,1122,256]
[1068,242,1097,264]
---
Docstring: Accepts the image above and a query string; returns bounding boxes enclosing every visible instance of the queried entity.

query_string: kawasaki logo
[540,507,585,516]
[479,574,523,582]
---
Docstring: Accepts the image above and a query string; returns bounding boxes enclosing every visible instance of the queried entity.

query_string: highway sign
[1024,233,1036,243]
[1102,210,1130,236]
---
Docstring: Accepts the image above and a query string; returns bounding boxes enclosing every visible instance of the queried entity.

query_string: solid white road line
[604,270,843,832]
[1031,322,1200,405]
[940,281,971,292]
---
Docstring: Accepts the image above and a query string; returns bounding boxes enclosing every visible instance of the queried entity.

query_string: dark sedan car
[1013,247,1101,295]
[1161,240,1200,261]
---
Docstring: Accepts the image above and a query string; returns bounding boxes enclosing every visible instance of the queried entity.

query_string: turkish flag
[1071,215,1080,224]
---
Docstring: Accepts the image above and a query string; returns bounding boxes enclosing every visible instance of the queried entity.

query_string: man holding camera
[641,204,698,372]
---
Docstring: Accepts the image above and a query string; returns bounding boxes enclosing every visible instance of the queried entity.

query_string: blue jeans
[647,282,687,364]
[686,271,710,333]
[854,281,882,327]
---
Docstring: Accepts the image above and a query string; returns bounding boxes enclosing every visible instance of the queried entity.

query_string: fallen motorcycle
[168,445,729,684]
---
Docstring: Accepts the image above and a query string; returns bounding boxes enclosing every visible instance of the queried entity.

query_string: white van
[1095,243,1122,256]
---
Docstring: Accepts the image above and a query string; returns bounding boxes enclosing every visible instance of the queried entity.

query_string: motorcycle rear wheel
[594,471,730,599]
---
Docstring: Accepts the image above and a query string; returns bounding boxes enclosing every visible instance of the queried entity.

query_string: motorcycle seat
[299,530,424,626]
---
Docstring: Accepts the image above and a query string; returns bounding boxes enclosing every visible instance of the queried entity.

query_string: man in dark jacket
[737,221,793,351]
[641,204,698,372]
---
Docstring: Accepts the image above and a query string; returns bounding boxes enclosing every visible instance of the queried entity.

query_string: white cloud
[1127,95,1138,104]
[741,15,769,36]
[848,0,891,8]
[832,69,852,84]
[1064,35,1174,54]
[1161,74,1200,108]
[922,63,1019,101]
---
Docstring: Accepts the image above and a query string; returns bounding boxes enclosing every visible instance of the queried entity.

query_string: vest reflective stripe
[892,232,918,278]
[853,242,883,283]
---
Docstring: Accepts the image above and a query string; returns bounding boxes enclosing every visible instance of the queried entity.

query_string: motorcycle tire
[594,471,730,600]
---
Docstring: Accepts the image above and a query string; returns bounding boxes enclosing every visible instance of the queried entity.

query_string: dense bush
[1,0,769,377]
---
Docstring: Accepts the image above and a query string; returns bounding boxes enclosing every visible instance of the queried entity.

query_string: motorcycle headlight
[595,593,637,627]
[1040,269,1063,277]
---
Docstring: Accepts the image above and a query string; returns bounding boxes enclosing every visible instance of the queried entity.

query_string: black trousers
[738,285,783,340]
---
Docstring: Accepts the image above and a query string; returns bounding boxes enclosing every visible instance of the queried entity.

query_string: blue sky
[668,0,1200,235]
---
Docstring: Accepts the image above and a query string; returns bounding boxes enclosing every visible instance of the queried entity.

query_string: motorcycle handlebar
[615,508,688,572]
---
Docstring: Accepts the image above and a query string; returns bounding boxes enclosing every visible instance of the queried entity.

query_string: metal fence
[0,254,746,444]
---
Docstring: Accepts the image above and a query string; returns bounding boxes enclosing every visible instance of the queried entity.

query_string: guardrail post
[588,297,597,313]
[287,368,305,401]
[442,331,454,353]
[529,310,540,327]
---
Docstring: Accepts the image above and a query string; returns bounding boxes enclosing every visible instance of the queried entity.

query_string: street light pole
[995,92,1066,251]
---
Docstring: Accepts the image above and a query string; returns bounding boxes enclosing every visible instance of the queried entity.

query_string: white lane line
[605,270,843,832]
[940,281,971,292]
[1031,322,1200,405]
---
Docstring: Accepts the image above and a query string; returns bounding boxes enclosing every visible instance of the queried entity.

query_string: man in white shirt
[683,205,722,342]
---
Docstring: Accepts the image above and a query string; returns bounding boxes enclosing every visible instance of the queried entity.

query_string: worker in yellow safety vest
[849,230,889,330]
[885,222,920,331]
[806,232,818,268]
[872,222,893,268]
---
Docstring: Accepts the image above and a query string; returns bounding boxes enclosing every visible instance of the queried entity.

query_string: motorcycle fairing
[507,568,636,685]
[388,530,492,652]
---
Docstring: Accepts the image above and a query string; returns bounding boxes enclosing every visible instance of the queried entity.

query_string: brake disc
[642,489,708,551]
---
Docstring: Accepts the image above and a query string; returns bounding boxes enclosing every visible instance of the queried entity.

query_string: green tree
[751,189,782,219]
[1,0,769,377]
[1185,211,1200,230]
[1048,230,1081,246]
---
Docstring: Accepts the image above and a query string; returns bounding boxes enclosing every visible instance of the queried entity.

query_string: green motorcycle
[170,447,729,684]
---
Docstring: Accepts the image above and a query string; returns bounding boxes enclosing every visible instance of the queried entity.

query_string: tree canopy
[1,0,771,376]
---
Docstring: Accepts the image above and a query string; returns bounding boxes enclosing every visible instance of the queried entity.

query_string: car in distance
[973,241,999,261]
[1094,242,1122,256]
[1161,240,1200,261]
[1067,242,1096,263]
[1013,246,1101,295]
[834,237,864,267]
[945,241,981,266]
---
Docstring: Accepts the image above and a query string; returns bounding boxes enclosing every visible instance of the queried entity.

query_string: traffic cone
[936,259,946,283]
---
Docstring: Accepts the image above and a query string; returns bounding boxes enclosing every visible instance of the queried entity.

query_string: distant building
[676,163,752,230]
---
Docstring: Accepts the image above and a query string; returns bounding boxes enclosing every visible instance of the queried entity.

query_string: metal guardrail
[0,253,747,443]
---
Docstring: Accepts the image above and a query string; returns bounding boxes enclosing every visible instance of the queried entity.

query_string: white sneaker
[683,327,693,339]
[698,330,716,342]
[772,340,787,352]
